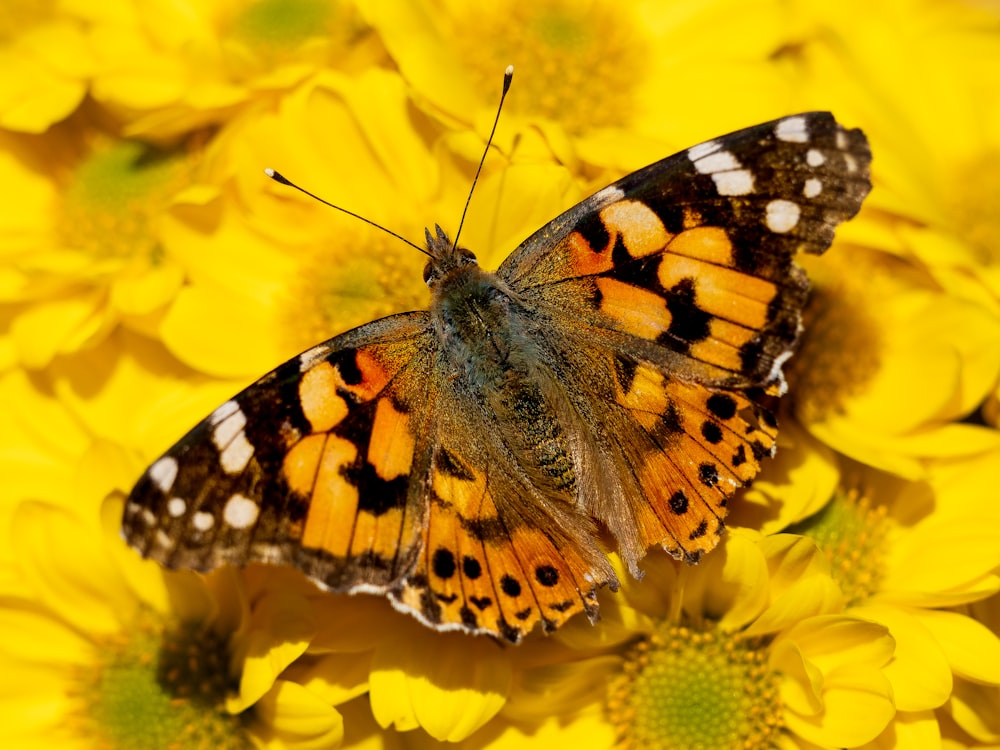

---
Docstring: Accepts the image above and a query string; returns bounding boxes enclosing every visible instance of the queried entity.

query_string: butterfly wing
[496,112,871,570]
[123,312,439,592]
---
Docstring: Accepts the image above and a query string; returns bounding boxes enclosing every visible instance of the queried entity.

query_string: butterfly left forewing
[123,312,437,593]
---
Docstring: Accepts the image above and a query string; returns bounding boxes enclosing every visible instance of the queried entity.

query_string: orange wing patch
[615,362,778,560]
[284,342,429,591]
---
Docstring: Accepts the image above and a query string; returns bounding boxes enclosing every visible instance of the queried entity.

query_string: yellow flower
[88,0,381,138]
[0,1,105,132]
[364,0,798,170]
[786,244,1000,479]
[939,594,1000,748]
[0,441,345,749]
[785,454,1000,723]
[0,119,201,370]
[479,536,894,749]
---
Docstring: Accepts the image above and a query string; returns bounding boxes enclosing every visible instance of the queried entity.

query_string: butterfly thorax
[426,230,578,497]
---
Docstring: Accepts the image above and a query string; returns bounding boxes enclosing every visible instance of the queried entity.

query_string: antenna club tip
[502,65,514,95]
[265,168,292,186]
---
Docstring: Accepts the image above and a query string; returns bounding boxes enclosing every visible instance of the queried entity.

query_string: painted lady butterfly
[123,106,871,643]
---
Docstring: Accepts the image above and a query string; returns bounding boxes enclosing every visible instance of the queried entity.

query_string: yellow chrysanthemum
[364,0,799,170]
[473,535,894,749]
[88,0,382,138]
[0,0,105,132]
[0,119,205,370]
[0,452,343,749]
[784,454,1000,723]
[786,243,1000,479]
[939,594,1000,748]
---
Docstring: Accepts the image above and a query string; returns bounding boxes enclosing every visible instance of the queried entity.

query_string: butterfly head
[422,224,478,288]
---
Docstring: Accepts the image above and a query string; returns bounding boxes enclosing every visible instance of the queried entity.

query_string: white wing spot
[591,185,626,207]
[224,494,260,530]
[211,404,254,474]
[712,170,755,196]
[766,199,801,233]
[775,116,809,143]
[806,149,825,167]
[167,497,187,517]
[693,150,741,174]
[192,512,215,532]
[843,154,858,173]
[803,178,823,198]
[148,456,179,493]
[141,508,157,527]
[155,530,174,550]
[212,406,247,450]
[210,400,240,426]
[836,130,848,149]
[220,432,255,474]
[687,139,722,162]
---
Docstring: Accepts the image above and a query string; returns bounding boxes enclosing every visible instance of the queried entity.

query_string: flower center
[223,0,365,73]
[279,229,429,353]
[786,251,883,423]
[228,0,333,48]
[453,0,647,133]
[607,625,781,750]
[69,613,249,750]
[787,486,889,605]
[58,139,188,267]
[948,151,1000,268]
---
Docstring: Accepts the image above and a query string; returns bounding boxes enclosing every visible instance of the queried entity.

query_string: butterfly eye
[422,261,435,284]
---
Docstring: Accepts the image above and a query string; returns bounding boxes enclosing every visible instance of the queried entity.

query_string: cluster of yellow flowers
[1,1,999,748]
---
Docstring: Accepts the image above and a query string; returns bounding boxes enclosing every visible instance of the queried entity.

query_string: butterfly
[123,111,871,643]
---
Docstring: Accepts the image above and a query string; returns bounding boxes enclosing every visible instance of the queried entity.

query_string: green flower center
[786,253,883,423]
[608,626,781,750]
[70,614,250,750]
[229,0,334,49]
[280,229,430,352]
[59,139,187,266]
[787,486,889,605]
[949,151,1000,268]
[454,0,648,133]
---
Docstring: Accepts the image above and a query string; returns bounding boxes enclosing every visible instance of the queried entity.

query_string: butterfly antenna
[450,64,514,252]
[263,168,430,257]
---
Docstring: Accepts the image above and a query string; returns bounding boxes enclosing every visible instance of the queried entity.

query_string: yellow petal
[11,502,135,635]
[850,603,953,711]
[370,624,511,742]
[229,587,316,713]
[916,609,1000,685]
[251,679,345,750]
